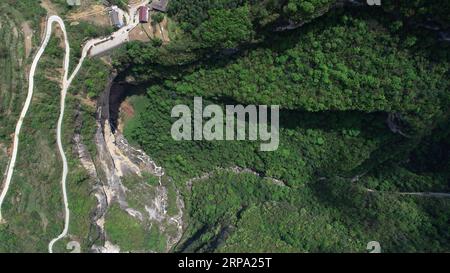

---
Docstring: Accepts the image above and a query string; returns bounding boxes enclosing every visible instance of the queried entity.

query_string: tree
[0,45,8,59]
[151,12,165,24]
[194,6,254,49]
[151,37,163,47]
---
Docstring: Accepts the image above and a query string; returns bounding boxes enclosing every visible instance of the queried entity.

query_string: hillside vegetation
[118,2,450,252]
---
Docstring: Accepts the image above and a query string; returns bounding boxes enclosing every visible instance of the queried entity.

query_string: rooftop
[151,0,169,12]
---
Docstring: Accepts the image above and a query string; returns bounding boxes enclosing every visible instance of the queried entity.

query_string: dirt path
[0,0,154,252]
[0,16,70,232]
[40,0,59,16]
[366,188,450,199]
[21,22,33,58]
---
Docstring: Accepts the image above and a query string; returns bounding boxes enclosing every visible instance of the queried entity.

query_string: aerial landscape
[0,0,449,255]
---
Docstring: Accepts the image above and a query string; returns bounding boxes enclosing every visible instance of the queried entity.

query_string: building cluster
[109,0,169,28]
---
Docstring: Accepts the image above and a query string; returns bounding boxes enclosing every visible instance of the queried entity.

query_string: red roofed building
[139,6,149,23]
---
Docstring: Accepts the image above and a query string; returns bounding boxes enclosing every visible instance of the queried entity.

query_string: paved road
[88,0,149,57]
[0,0,149,252]
[48,15,78,254]
[0,15,75,252]
[0,16,68,225]
[0,15,77,253]
[48,0,148,249]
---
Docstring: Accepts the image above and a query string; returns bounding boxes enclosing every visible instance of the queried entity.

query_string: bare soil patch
[40,0,60,15]
[67,4,110,27]
[129,16,170,43]
[118,99,135,133]
[21,22,33,58]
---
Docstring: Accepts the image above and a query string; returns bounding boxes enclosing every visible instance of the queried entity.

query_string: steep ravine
[74,74,184,253]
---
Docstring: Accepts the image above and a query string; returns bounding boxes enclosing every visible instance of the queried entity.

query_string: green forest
[115,0,450,253]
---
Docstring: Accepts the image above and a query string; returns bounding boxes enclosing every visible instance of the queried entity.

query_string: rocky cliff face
[74,75,184,253]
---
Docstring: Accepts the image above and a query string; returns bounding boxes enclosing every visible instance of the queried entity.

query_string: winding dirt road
[0,16,69,227]
[0,15,79,253]
[0,0,149,253]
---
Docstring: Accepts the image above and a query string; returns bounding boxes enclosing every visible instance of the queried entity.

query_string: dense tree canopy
[193,6,254,49]
[168,0,337,31]
[116,2,450,253]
